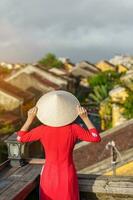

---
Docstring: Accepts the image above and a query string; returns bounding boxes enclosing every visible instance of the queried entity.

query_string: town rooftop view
[0,53,133,199]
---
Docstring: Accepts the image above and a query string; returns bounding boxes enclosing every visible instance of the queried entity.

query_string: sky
[0,0,133,63]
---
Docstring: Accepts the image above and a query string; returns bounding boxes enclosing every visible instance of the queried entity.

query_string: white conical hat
[36,90,80,127]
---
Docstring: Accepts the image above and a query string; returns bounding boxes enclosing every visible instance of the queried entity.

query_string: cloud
[0,0,133,63]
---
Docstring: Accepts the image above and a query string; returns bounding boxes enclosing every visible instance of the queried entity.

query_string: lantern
[5,132,27,167]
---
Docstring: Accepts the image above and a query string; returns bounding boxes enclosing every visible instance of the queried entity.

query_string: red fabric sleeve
[72,123,101,142]
[16,125,44,143]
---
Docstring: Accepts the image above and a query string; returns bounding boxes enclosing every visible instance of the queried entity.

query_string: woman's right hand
[27,106,38,122]
[77,105,88,120]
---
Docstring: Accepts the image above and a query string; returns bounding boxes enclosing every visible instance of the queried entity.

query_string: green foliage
[38,53,63,69]
[88,70,121,91]
[101,97,112,115]
[87,70,122,107]
[89,85,108,104]
[87,70,122,130]
[100,97,112,130]
[106,120,112,129]
[0,123,15,135]
[86,70,133,130]
[123,91,133,119]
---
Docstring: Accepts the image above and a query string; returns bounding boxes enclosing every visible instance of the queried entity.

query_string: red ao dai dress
[17,123,101,200]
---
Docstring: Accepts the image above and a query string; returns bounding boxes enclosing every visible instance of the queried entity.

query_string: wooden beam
[26,158,45,164]
[78,174,133,196]
[0,159,10,171]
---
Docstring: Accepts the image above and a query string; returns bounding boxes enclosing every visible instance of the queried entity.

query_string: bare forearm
[82,117,96,129]
[77,105,96,129]
[20,107,38,131]
[20,119,33,131]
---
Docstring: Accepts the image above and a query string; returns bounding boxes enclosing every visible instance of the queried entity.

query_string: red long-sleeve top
[16,123,101,144]
[16,123,101,200]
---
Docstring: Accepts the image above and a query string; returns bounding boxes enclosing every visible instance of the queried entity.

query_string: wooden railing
[0,158,133,200]
[1,118,133,200]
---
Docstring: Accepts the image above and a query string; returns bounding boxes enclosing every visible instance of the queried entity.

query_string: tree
[88,70,121,91]
[0,123,15,135]
[86,71,124,130]
[99,97,112,130]
[123,91,133,119]
[89,85,108,104]
[38,53,63,69]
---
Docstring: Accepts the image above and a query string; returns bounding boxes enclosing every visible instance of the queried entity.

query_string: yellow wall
[96,61,115,71]
[117,64,127,73]
[104,161,133,176]
[112,104,126,127]
[110,89,128,103]
[64,63,73,72]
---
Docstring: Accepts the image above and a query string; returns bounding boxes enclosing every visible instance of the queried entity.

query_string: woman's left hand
[27,106,38,122]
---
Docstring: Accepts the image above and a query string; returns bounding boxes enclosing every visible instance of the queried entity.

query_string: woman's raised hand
[27,106,38,122]
[76,105,96,129]
[19,106,38,131]
[76,105,88,120]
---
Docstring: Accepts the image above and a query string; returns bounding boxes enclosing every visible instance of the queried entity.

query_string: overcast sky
[0,0,133,63]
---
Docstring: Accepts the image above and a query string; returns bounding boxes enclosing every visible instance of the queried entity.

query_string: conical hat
[36,90,80,127]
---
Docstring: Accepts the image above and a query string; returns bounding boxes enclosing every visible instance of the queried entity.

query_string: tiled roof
[81,66,99,73]
[0,79,34,102]
[104,60,116,67]
[0,112,21,124]
[97,60,115,67]
[74,119,133,171]
[31,72,60,89]
[35,64,69,80]
[49,67,67,75]
[79,60,100,70]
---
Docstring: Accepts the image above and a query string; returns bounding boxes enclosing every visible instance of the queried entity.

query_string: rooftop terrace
[0,159,133,200]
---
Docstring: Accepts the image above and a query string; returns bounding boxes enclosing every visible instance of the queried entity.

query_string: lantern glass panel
[9,143,19,158]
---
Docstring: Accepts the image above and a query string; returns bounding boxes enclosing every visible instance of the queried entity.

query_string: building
[109,55,133,69]
[0,112,21,133]
[120,70,133,91]
[58,57,75,72]
[117,64,128,73]
[96,60,115,71]
[0,80,35,118]
[5,64,77,95]
[109,86,128,127]
[79,147,133,176]
[5,72,61,100]
[73,119,133,173]
[49,67,67,76]
[71,61,99,78]
[109,86,128,103]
